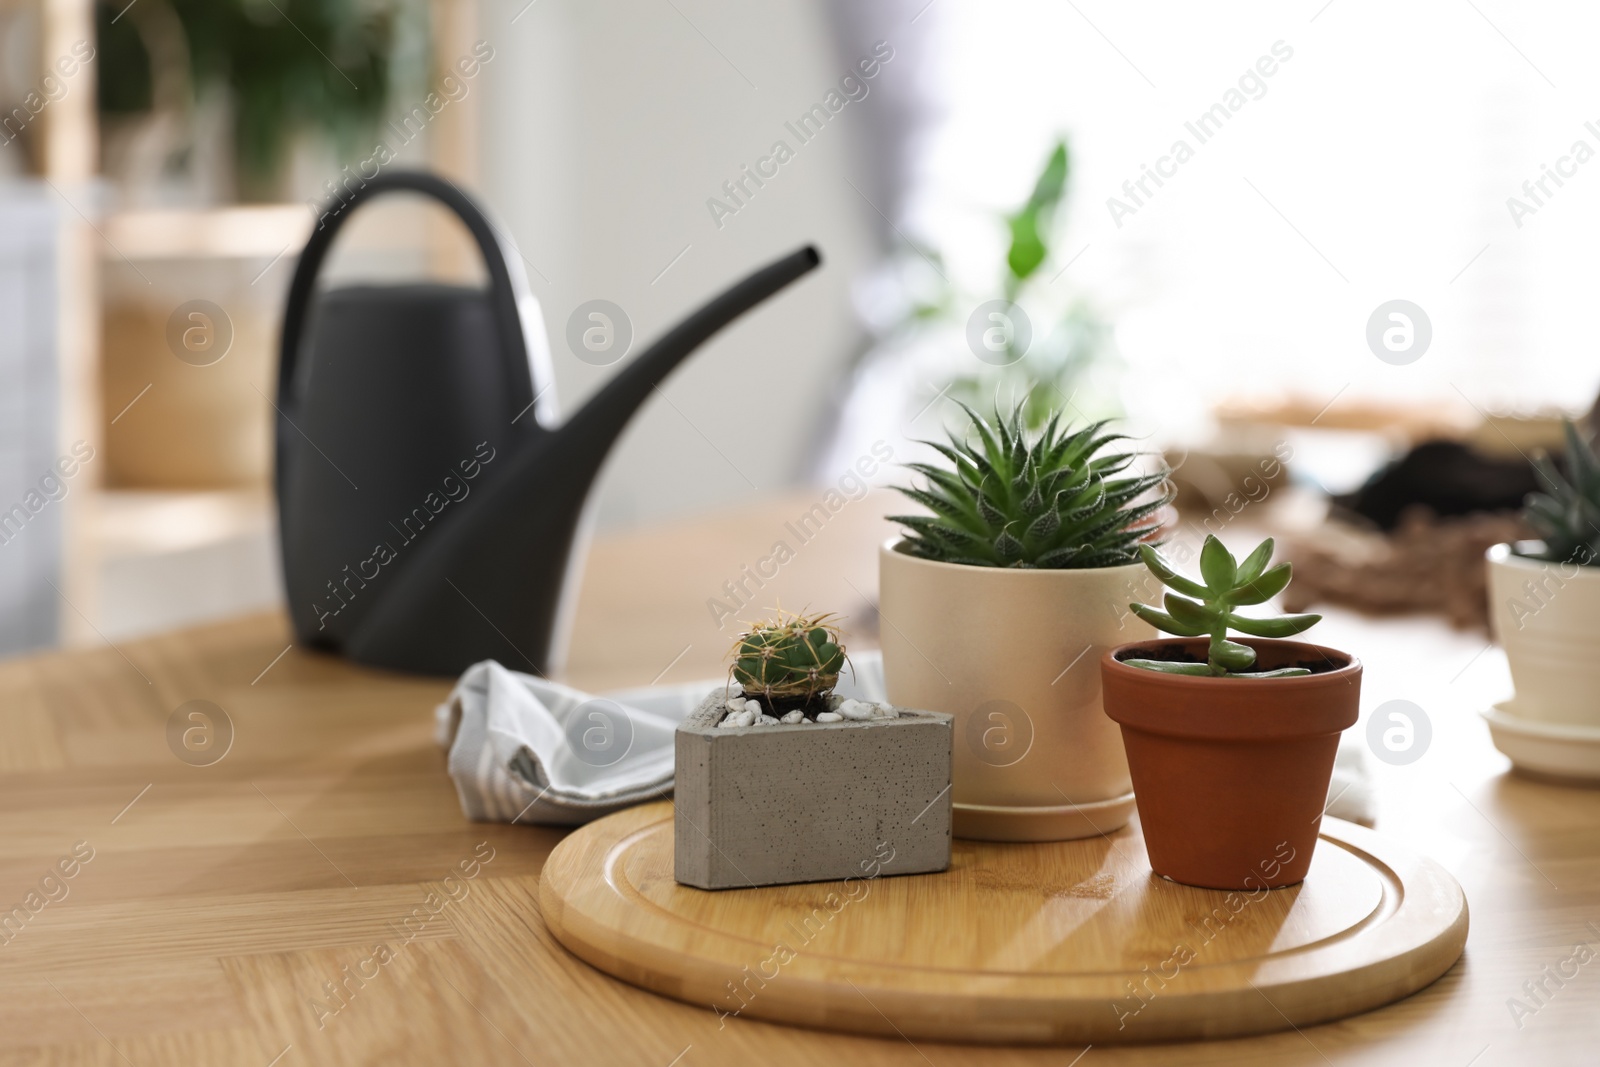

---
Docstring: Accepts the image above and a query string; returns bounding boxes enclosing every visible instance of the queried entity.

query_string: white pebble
[870,703,899,719]
[717,715,740,729]
[779,710,805,724]
[828,693,845,710]
[725,696,747,713]
[756,714,779,725]
[727,682,743,696]
[815,712,843,723]
[840,702,873,721]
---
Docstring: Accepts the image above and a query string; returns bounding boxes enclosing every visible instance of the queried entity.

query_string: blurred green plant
[1523,420,1600,567]
[1002,142,1068,300]
[1126,536,1322,677]
[891,139,1114,431]
[96,0,404,199]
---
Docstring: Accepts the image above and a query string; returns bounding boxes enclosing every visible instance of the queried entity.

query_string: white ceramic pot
[1487,542,1600,725]
[877,539,1156,841]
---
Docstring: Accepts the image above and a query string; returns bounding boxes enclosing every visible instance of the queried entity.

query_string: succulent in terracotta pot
[880,403,1171,842]
[1101,536,1361,890]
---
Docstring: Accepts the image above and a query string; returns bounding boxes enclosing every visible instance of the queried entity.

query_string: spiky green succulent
[731,611,845,707]
[1524,420,1600,567]
[1125,536,1321,677]
[890,403,1170,568]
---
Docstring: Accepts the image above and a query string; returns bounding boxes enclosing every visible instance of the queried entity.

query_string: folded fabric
[433,656,892,828]
[436,653,1375,828]
[435,661,687,827]
[1327,735,1376,827]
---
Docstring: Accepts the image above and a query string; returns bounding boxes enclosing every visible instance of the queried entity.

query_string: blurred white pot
[1487,542,1600,725]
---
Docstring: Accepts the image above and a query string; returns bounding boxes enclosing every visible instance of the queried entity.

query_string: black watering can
[276,171,820,676]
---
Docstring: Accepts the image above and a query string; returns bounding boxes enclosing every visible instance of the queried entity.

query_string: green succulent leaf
[1026,507,1061,541]
[993,528,1025,562]
[1524,421,1600,566]
[1129,602,1204,637]
[1212,640,1257,672]
[1137,544,1209,599]
[1035,544,1087,567]
[1564,418,1600,488]
[895,486,969,525]
[1198,535,1238,593]
[1230,562,1294,606]
[1163,593,1214,631]
[1225,612,1322,638]
[1075,548,1140,568]
[1119,659,1216,676]
[1234,537,1275,585]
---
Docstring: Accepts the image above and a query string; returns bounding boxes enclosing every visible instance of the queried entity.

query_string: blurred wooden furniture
[0,492,1594,1065]
[25,0,481,644]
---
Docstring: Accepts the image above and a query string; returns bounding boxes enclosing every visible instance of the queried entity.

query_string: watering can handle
[275,170,539,424]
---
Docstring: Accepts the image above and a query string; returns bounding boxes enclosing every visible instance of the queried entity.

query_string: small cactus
[731,611,846,714]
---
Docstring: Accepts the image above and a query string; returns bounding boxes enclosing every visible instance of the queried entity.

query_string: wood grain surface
[0,491,1596,1065]
[541,802,1467,1044]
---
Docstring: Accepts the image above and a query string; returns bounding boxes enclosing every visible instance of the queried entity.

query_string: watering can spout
[553,244,821,453]
[346,243,822,676]
[275,169,823,677]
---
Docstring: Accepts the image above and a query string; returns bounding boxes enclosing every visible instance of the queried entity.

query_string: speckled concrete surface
[675,690,953,889]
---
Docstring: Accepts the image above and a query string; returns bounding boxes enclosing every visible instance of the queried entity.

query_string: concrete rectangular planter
[674,689,953,890]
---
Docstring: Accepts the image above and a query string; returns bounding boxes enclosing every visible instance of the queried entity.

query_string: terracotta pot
[1486,541,1600,726]
[878,539,1157,841]
[1101,637,1361,890]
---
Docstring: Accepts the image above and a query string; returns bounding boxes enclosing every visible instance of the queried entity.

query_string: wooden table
[3,492,1596,1065]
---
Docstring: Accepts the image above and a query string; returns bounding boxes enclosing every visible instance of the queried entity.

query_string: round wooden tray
[540,801,1468,1044]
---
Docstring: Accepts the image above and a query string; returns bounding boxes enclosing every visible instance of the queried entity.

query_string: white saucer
[1481,701,1600,784]
[953,791,1137,842]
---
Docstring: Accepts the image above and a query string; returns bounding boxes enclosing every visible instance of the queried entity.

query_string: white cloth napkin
[434,653,1375,828]
[434,661,685,827]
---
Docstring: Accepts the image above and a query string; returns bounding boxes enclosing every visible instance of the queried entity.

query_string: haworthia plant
[1125,536,1322,677]
[889,402,1170,569]
[1524,419,1600,567]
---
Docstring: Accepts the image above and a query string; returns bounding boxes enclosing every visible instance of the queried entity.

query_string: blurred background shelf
[84,488,279,642]
[92,487,272,558]
[5,0,480,650]
[101,205,313,261]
